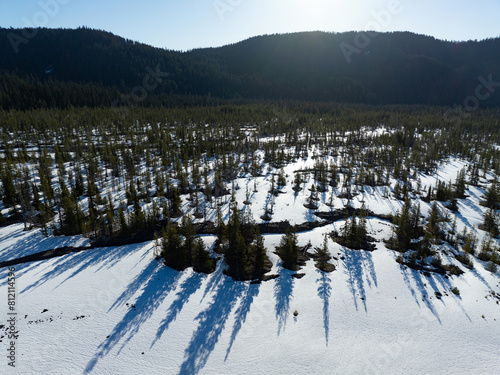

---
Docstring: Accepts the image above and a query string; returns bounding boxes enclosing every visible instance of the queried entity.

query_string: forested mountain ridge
[1,27,500,109]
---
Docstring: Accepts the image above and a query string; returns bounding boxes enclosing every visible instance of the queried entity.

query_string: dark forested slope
[1,27,499,108]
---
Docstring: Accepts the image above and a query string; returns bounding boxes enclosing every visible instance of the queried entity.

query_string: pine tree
[169,187,182,217]
[482,208,499,237]
[314,234,332,271]
[252,226,267,276]
[105,193,115,236]
[454,169,467,199]
[216,206,227,241]
[225,200,249,277]
[293,171,302,192]
[425,202,441,243]
[118,207,128,234]
[59,180,83,235]
[180,215,196,264]
[1,163,17,208]
[192,237,215,273]
[276,228,299,270]
[131,198,145,233]
[485,182,499,209]
[304,184,318,209]
[162,222,186,271]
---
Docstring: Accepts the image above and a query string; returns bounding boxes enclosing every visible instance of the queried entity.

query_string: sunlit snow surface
[0,158,499,375]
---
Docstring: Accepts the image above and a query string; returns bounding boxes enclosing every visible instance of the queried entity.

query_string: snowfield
[1,156,500,374]
[1,222,499,375]
[0,223,90,263]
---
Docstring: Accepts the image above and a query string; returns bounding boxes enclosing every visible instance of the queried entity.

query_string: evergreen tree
[192,237,215,274]
[180,215,196,263]
[118,207,128,234]
[276,228,299,270]
[314,234,332,271]
[454,169,467,199]
[1,163,17,208]
[225,199,249,277]
[482,208,499,237]
[485,183,499,209]
[169,187,182,217]
[252,225,267,276]
[59,181,83,235]
[162,222,186,271]
[425,202,441,243]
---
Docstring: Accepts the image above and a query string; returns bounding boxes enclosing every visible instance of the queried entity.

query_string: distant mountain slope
[1,27,499,108]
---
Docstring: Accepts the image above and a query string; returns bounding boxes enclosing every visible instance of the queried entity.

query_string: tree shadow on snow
[84,260,181,374]
[151,271,205,348]
[274,265,294,335]
[224,282,260,361]
[316,269,332,346]
[200,260,225,303]
[20,242,145,294]
[342,248,377,312]
[0,224,89,263]
[179,279,245,375]
[399,265,442,324]
[469,266,496,291]
[428,271,472,322]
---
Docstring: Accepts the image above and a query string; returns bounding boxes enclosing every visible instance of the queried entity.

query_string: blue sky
[1,0,500,51]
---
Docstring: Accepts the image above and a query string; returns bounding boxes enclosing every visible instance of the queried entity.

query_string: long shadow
[0,224,89,263]
[224,282,260,361]
[469,266,495,291]
[459,198,484,217]
[84,261,181,374]
[151,271,205,348]
[21,242,144,294]
[179,279,245,375]
[304,207,317,223]
[400,265,442,324]
[429,272,472,322]
[344,248,371,312]
[0,259,44,287]
[454,203,474,229]
[363,249,378,289]
[466,186,486,202]
[316,269,332,346]
[274,266,294,335]
[399,263,421,308]
[108,256,164,312]
[200,260,225,303]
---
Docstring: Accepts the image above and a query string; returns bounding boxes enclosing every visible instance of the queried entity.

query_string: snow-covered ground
[1,155,499,374]
[0,221,499,375]
[0,223,90,263]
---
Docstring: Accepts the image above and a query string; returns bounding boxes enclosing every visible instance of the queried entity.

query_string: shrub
[431,254,442,268]
[486,261,498,273]
[456,252,473,268]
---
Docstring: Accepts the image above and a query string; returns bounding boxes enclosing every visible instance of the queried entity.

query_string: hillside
[1,28,500,108]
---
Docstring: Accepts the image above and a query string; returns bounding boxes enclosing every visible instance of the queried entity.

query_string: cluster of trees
[480,182,500,238]
[313,235,334,272]
[332,207,372,250]
[389,198,423,252]
[275,229,301,270]
[215,199,269,280]
[160,216,215,274]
